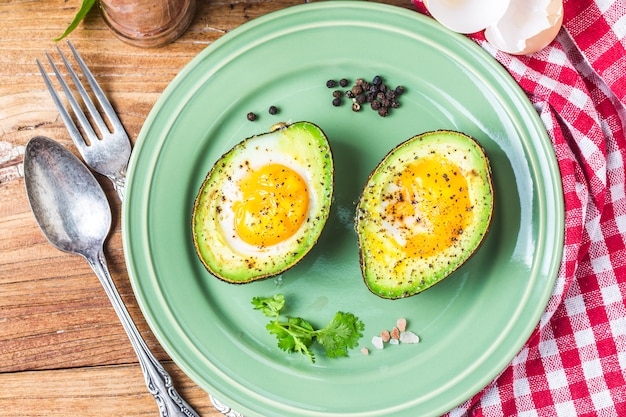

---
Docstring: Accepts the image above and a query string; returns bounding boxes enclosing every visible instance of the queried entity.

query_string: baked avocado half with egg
[192,121,334,283]
[355,130,493,299]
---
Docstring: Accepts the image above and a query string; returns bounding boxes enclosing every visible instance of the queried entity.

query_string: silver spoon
[24,136,200,417]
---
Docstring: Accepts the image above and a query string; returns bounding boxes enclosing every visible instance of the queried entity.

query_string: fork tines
[36,40,126,150]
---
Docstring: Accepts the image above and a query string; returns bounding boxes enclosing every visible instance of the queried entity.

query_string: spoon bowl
[24,136,111,257]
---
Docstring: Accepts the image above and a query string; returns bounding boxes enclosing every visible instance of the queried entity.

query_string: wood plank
[0,362,225,416]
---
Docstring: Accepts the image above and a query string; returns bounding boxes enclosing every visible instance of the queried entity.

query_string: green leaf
[251,293,285,317]
[316,312,364,358]
[54,0,97,42]
[266,320,315,362]
[287,316,315,334]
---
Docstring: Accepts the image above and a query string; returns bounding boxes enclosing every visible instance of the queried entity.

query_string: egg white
[378,181,431,247]
[216,137,321,257]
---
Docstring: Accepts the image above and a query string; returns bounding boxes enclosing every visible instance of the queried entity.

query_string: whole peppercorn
[328,74,405,116]
[268,106,278,115]
[246,112,257,121]
[351,85,363,96]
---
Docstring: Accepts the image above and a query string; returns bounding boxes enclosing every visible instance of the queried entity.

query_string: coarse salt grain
[372,336,384,350]
[381,329,391,342]
[400,331,420,344]
[397,317,407,332]
[390,327,400,340]
[389,339,399,345]
[361,347,370,355]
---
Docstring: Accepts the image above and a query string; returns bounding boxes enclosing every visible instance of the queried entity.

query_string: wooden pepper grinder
[99,0,196,47]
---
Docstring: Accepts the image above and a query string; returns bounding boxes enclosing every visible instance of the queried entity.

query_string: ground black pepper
[268,105,278,115]
[247,112,257,121]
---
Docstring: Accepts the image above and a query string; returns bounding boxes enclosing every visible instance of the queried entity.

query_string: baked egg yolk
[233,163,309,247]
[383,155,473,258]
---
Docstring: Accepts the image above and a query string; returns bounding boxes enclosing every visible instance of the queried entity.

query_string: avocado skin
[355,130,494,299]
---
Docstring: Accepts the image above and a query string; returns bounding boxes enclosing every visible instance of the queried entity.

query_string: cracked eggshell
[423,0,510,34]
[484,0,564,55]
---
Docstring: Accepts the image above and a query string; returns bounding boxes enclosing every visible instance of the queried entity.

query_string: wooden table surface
[0,0,412,416]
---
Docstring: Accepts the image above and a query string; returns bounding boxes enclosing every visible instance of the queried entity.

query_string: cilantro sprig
[252,294,364,363]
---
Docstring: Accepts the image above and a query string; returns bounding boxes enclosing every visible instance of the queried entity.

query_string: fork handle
[87,247,200,417]
[109,172,126,201]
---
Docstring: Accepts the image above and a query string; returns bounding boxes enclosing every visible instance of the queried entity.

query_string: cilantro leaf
[252,293,285,317]
[252,294,364,363]
[315,312,365,358]
[54,0,97,42]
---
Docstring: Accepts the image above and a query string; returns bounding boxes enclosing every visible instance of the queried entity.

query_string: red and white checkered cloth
[411,0,626,415]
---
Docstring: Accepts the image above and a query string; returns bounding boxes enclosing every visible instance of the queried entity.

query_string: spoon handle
[87,248,200,417]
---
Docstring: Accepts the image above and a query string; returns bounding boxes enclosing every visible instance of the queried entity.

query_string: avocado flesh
[355,130,494,299]
[192,121,334,283]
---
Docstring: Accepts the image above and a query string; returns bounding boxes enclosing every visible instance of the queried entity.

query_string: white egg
[484,0,563,55]
[423,0,510,34]
[424,0,564,55]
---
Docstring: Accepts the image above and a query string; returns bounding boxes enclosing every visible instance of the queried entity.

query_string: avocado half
[192,121,334,283]
[355,130,494,299]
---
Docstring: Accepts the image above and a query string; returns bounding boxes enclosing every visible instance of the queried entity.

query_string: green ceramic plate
[123,3,564,416]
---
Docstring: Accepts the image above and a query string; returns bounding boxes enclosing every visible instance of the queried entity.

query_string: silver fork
[36,40,131,201]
